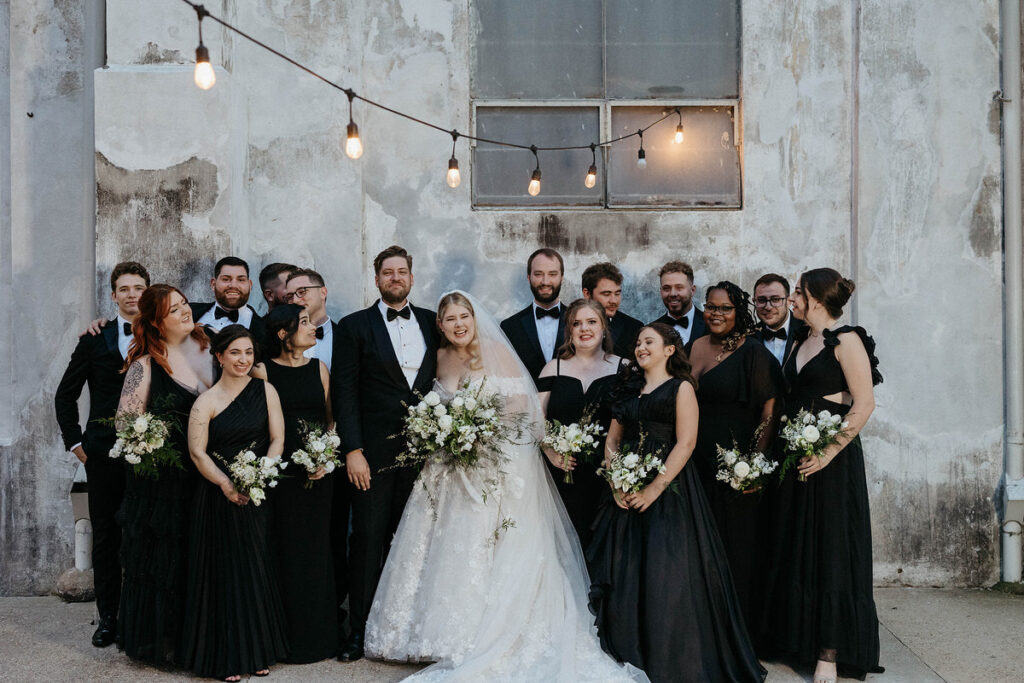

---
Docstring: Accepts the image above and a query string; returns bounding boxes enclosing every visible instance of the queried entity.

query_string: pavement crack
[877,616,949,682]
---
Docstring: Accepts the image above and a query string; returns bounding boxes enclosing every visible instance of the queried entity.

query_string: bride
[365,291,647,682]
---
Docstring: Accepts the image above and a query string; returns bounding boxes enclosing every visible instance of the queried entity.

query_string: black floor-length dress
[179,378,288,678]
[693,339,782,629]
[117,362,199,665]
[264,360,337,663]
[586,378,765,683]
[537,358,620,548]
[758,326,882,679]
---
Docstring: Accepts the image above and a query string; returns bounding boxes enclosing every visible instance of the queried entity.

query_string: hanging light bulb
[193,7,215,90]
[344,89,363,159]
[527,146,541,196]
[636,130,647,169]
[584,143,598,189]
[673,108,684,144]
[445,131,461,188]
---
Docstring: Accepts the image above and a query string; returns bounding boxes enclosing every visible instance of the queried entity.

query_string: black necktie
[672,315,690,329]
[764,327,787,341]
[122,322,132,336]
[387,306,411,322]
[535,306,560,320]
[214,306,239,322]
[315,326,325,340]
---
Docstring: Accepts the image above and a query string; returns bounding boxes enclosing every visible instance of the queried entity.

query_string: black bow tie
[535,305,560,320]
[122,322,132,336]
[671,315,689,329]
[387,306,411,322]
[214,306,239,322]
[764,327,787,341]
[315,326,325,340]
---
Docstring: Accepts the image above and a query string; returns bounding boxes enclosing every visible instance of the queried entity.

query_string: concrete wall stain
[970,175,999,258]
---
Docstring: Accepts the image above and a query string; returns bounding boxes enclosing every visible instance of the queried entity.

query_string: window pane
[473,2,603,99]
[606,1,739,99]
[607,106,740,207]
[473,107,602,207]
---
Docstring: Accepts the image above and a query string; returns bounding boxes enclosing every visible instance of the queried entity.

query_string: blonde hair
[437,292,483,370]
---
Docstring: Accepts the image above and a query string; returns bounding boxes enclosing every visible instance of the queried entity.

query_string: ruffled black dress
[758,326,883,679]
[178,379,288,678]
[693,339,783,629]
[587,377,765,683]
[117,362,199,665]
[536,358,620,548]
[264,360,337,663]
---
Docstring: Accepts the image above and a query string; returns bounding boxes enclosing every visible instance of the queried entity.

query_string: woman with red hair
[114,284,214,666]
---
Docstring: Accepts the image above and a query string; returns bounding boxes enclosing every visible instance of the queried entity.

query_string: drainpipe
[1001,0,1024,583]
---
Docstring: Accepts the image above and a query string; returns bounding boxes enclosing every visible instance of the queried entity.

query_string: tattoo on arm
[116,360,147,428]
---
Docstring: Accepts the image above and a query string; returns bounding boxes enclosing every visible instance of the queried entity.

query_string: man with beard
[54,261,150,648]
[333,245,438,662]
[191,256,265,339]
[581,261,643,360]
[259,261,298,311]
[500,248,566,380]
[650,260,707,350]
[753,272,805,365]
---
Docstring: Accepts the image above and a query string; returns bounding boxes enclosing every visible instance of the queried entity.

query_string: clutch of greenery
[597,432,666,494]
[213,445,288,506]
[778,409,849,481]
[542,411,605,484]
[105,411,182,479]
[290,422,343,488]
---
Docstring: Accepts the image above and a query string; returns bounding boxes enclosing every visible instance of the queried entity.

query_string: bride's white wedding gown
[365,375,647,682]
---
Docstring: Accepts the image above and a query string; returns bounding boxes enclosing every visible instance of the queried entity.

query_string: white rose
[328,433,341,448]
[133,416,148,434]
[433,404,447,417]
[423,391,441,407]
[451,396,465,409]
[803,413,815,424]
[818,410,831,421]
[802,425,821,443]
[125,452,141,465]
[323,461,336,473]
[733,461,751,478]
[583,434,595,445]
[243,450,257,463]
[310,439,326,453]
[416,402,429,415]
[464,397,478,411]
[723,451,738,466]
[623,453,640,468]
[437,414,453,430]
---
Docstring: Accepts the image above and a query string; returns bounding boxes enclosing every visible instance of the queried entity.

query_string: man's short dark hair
[581,262,623,293]
[214,256,250,278]
[110,261,150,291]
[374,245,412,274]
[285,268,325,287]
[526,248,564,276]
[259,262,298,290]
[659,260,694,282]
[754,273,791,296]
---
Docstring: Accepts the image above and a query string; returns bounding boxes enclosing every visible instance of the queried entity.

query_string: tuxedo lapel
[367,306,409,389]
[518,308,543,361]
[101,321,120,357]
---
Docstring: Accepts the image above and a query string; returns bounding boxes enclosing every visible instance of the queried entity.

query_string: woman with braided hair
[688,281,784,632]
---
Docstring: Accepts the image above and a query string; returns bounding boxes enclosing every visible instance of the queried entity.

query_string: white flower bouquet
[215,446,288,506]
[597,434,666,495]
[290,422,343,488]
[715,445,778,492]
[108,411,182,479]
[779,409,849,481]
[542,416,605,484]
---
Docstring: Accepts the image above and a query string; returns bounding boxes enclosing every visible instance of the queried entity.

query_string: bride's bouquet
[215,446,288,506]
[290,422,343,488]
[108,411,182,479]
[597,433,666,495]
[779,409,849,481]
[542,413,605,484]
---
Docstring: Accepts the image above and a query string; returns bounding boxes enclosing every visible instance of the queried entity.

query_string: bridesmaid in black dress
[181,325,289,680]
[688,282,783,630]
[587,323,765,683]
[537,299,623,547]
[115,284,214,665]
[758,269,883,682]
[252,304,337,663]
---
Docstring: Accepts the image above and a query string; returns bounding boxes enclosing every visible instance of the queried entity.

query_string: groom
[333,245,438,662]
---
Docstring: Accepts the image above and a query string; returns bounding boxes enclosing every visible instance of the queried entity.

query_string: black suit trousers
[346,465,418,633]
[331,469,351,612]
[84,455,125,619]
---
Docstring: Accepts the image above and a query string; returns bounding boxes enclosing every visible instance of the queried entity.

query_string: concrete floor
[1,587,1021,681]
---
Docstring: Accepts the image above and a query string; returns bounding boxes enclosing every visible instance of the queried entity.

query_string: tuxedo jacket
[54,320,127,458]
[608,311,644,360]
[500,304,566,381]
[650,307,708,353]
[759,315,807,366]
[332,302,439,470]
[189,301,266,341]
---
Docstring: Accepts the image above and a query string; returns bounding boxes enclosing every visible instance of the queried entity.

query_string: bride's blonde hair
[437,291,483,370]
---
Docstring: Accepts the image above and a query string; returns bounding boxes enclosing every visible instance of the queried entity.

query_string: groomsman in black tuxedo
[500,248,566,380]
[581,262,643,360]
[54,261,150,647]
[190,256,265,339]
[258,261,297,312]
[649,260,707,351]
[753,272,806,365]
[333,246,438,662]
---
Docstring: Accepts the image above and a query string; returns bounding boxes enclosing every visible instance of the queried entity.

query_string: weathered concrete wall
[0,0,1005,591]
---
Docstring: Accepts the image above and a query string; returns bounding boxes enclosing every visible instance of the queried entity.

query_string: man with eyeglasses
[752,273,805,365]
[284,268,338,372]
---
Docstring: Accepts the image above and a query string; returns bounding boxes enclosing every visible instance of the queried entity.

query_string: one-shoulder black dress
[264,360,337,663]
[117,361,199,665]
[693,339,783,629]
[586,377,765,683]
[758,326,883,679]
[536,358,620,548]
[178,379,288,678]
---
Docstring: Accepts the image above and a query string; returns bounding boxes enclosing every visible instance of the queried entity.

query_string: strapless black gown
[264,360,337,663]
[758,326,883,679]
[178,379,288,678]
[587,378,765,683]
[117,361,199,665]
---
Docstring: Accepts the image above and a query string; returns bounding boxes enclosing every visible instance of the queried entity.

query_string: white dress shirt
[197,304,254,332]
[668,307,696,345]
[762,314,793,365]
[378,300,426,388]
[116,314,133,360]
[532,302,561,363]
[304,319,334,372]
